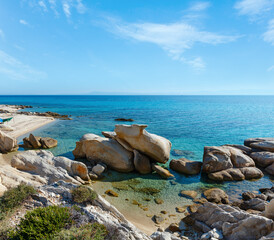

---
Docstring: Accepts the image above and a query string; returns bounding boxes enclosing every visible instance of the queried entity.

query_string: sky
[0,0,274,95]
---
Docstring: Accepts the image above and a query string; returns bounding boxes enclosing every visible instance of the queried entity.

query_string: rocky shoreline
[0,104,273,239]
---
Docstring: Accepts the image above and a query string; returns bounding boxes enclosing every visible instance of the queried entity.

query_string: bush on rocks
[71,185,97,204]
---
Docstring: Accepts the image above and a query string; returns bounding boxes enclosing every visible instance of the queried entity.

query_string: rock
[152,163,174,178]
[11,150,89,184]
[168,223,180,232]
[115,118,134,122]
[239,167,264,179]
[170,158,202,175]
[155,198,164,204]
[242,192,257,201]
[151,231,181,240]
[203,188,229,204]
[201,228,223,240]
[73,133,134,172]
[183,202,274,240]
[176,206,187,213]
[265,162,274,175]
[29,134,42,149]
[244,138,274,147]
[259,232,274,240]
[223,144,252,155]
[0,131,18,153]
[188,204,201,213]
[40,137,58,149]
[240,198,267,211]
[101,131,117,138]
[105,189,118,197]
[133,150,152,174]
[114,124,171,163]
[250,140,274,152]
[262,199,274,219]
[228,147,255,168]
[153,215,164,224]
[92,164,105,176]
[250,151,274,167]
[180,190,198,199]
[88,172,98,180]
[202,146,233,173]
[23,137,33,148]
[208,168,245,181]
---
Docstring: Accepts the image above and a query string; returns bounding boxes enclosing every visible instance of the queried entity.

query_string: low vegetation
[53,223,108,240]
[0,184,36,220]
[71,185,97,204]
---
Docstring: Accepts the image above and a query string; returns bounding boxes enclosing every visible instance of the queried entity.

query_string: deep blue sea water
[1,95,273,227]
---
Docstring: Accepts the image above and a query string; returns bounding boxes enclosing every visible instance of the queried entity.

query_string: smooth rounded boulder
[170,158,202,175]
[73,133,134,172]
[114,124,171,163]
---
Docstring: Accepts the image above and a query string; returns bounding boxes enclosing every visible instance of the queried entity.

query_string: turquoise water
[1,95,273,229]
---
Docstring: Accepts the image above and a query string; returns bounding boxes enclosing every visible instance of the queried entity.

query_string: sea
[1,95,273,231]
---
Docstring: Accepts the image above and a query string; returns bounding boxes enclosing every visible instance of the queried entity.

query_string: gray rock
[151,231,181,240]
[250,151,274,167]
[201,228,223,240]
[133,150,152,174]
[203,188,229,204]
[244,138,274,147]
[92,164,105,176]
[250,140,274,152]
[208,168,245,181]
[239,167,264,179]
[265,162,274,176]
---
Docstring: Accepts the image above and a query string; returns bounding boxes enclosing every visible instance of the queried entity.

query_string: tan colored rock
[239,167,264,180]
[152,163,174,178]
[250,151,274,167]
[250,140,274,152]
[114,124,171,163]
[29,133,41,149]
[203,188,229,204]
[170,158,202,175]
[228,147,255,168]
[208,168,245,181]
[262,199,274,219]
[0,130,18,153]
[244,138,274,147]
[40,137,57,148]
[180,190,198,199]
[265,162,274,176]
[133,150,151,174]
[73,133,134,172]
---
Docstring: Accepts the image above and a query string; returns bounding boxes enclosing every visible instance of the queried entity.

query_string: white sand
[0,105,55,138]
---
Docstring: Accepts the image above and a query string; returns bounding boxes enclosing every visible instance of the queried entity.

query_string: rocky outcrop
[133,150,152,174]
[114,124,171,163]
[73,133,134,172]
[22,134,58,149]
[202,146,263,181]
[183,202,274,240]
[11,150,89,184]
[0,130,18,153]
[170,158,202,175]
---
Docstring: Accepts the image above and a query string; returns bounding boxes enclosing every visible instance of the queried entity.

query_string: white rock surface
[0,130,18,153]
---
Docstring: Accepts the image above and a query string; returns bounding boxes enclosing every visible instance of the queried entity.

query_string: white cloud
[62,1,71,18]
[189,2,211,12]
[235,0,274,16]
[0,50,46,81]
[263,19,274,45]
[38,0,48,12]
[103,17,240,69]
[19,19,28,25]
[267,65,274,71]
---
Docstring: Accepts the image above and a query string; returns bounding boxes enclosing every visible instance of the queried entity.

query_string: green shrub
[9,206,71,240]
[71,186,97,204]
[53,223,107,240]
[0,184,36,220]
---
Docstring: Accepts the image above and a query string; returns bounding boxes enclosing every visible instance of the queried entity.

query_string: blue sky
[0,0,273,95]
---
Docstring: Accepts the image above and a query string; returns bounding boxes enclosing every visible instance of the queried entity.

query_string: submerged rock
[11,150,89,184]
[180,190,198,199]
[0,130,18,153]
[73,133,134,172]
[22,134,57,149]
[170,158,202,175]
[114,124,171,163]
[115,118,134,122]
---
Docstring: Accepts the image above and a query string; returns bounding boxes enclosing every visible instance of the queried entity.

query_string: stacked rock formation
[73,124,173,178]
[22,134,58,149]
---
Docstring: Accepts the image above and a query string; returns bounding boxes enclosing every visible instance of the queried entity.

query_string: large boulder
[183,202,274,240]
[73,134,134,172]
[114,124,171,163]
[244,138,274,147]
[202,146,262,181]
[250,152,274,167]
[133,150,151,174]
[22,134,57,149]
[11,150,89,184]
[250,141,274,152]
[265,163,274,175]
[169,158,202,175]
[0,130,18,153]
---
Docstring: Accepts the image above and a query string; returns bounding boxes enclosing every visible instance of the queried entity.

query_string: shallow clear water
[1,95,273,230]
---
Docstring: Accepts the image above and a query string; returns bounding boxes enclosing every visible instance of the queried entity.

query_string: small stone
[144,198,151,201]
[169,214,176,217]
[160,210,167,214]
[132,200,140,205]
[105,189,118,197]
[188,204,201,213]
[180,190,198,199]
[168,223,180,232]
[153,215,164,224]
[176,206,187,213]
[154,198,164,204]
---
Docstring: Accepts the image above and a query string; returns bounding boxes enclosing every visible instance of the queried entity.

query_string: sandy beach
[0,105,55,138]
